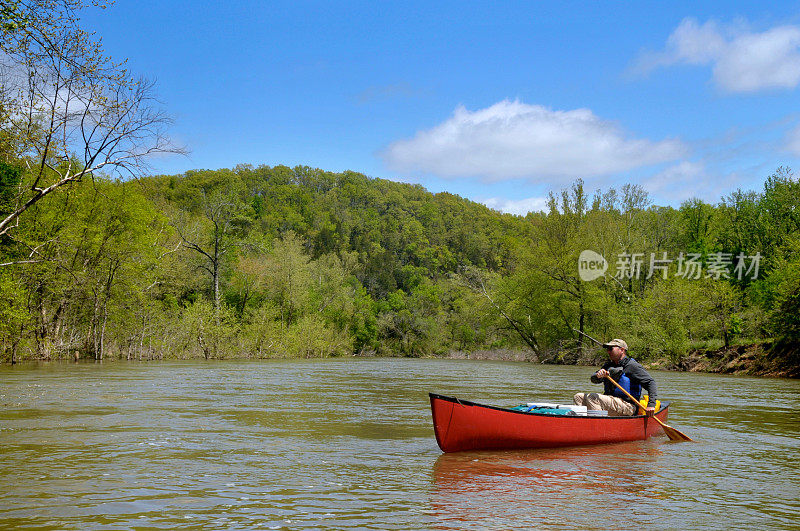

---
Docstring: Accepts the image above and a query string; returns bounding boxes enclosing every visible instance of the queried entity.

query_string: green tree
[179,298,238,359]
[176,182,251,314]
[770,237,800,349]
[679,198,717,256]
[264,231,312,328]
[0,269,28,362]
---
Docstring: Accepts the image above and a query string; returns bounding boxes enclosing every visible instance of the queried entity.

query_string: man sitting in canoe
[573,338,657,416]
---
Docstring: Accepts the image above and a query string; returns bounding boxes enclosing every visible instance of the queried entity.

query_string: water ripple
[1,359,798,529]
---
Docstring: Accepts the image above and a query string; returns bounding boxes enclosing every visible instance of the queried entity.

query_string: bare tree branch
[0,0,187,238]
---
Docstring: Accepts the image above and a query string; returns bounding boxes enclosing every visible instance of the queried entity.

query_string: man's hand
[645,406,655,416]
[596,369,609,379]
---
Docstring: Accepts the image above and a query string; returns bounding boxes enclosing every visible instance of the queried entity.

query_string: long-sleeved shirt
[590,355,658,407]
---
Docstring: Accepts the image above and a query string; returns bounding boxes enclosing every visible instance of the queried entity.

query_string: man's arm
[590,362,612,383]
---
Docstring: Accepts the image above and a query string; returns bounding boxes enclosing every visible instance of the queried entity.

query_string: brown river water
[1,358,798,529]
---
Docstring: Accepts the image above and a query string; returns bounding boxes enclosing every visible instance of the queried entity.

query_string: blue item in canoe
[509,405,575,415]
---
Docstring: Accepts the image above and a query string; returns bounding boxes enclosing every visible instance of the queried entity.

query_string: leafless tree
[175,188,247,315]
[0,0,185,238]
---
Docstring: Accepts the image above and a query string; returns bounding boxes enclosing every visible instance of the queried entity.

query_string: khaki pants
[573,392,637,416]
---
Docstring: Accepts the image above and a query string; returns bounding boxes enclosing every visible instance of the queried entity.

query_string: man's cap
[602,338,628,350]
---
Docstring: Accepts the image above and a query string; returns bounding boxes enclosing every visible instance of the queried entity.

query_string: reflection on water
[431,442,666,529]
[0,359,798,529]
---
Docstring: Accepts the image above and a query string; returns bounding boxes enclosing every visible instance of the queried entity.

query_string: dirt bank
[649,343,800,378]
[445,343,800,378]
[444,349,537,362]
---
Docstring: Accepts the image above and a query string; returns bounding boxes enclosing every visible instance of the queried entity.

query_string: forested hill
[1,163,799,374]
[143,165,527,300]
[0,163,535,362]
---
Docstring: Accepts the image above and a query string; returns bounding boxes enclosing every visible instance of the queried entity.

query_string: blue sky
[82,1,800,213]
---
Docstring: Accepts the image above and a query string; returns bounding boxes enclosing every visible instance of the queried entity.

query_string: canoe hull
[430,393,670,453]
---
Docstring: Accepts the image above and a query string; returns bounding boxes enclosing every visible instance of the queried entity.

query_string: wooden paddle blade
[657,419,693,442]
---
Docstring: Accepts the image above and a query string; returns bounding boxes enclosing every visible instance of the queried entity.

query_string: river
[1,358,798,529]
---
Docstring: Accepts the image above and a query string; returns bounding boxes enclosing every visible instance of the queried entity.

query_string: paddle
[603,374,693,442]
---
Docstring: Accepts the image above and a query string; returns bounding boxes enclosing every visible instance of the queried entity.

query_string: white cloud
[643,161,706,199]
[716,27,800,92]
[665,19,728,65]
[785,124,800,155]
[381,100,685,182]
[482,196,548,216]
[637,18,800,93]
[641,161,742,203]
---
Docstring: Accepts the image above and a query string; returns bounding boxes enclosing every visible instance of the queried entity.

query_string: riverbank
[658,343,800,378]
[443,343,800,378]
[5,344,798,377]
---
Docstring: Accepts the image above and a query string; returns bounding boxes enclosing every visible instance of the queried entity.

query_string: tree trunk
[139,315,146,361]
[92,292,100,360]
[36,289,50,360]
[213,259,221,326]
[99,301,108,361]
[198,333,210,360]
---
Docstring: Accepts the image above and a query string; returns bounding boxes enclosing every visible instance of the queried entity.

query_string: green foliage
[679,198,717,255]
[0,162,797,368]
[627,278,695,362]
[0,270,27,361]
[0,0,180,240]
[0,162,22,217]
[770,237,800,348]
[480,171,799,368]
[178,298,239,359]
[773,274,800,347]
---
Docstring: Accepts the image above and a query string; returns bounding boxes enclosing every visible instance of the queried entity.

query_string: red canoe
[430,392,671,452]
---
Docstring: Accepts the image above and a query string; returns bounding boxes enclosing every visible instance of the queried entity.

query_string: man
[573,338,658,416]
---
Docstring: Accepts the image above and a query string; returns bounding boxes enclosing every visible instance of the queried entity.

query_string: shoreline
[3,345,797,378]
[443,344,800,378]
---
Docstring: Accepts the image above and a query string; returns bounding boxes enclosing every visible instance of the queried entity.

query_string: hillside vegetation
[1,162,798,373]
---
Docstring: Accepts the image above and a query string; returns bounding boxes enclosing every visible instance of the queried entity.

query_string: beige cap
[602,338,628,350]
